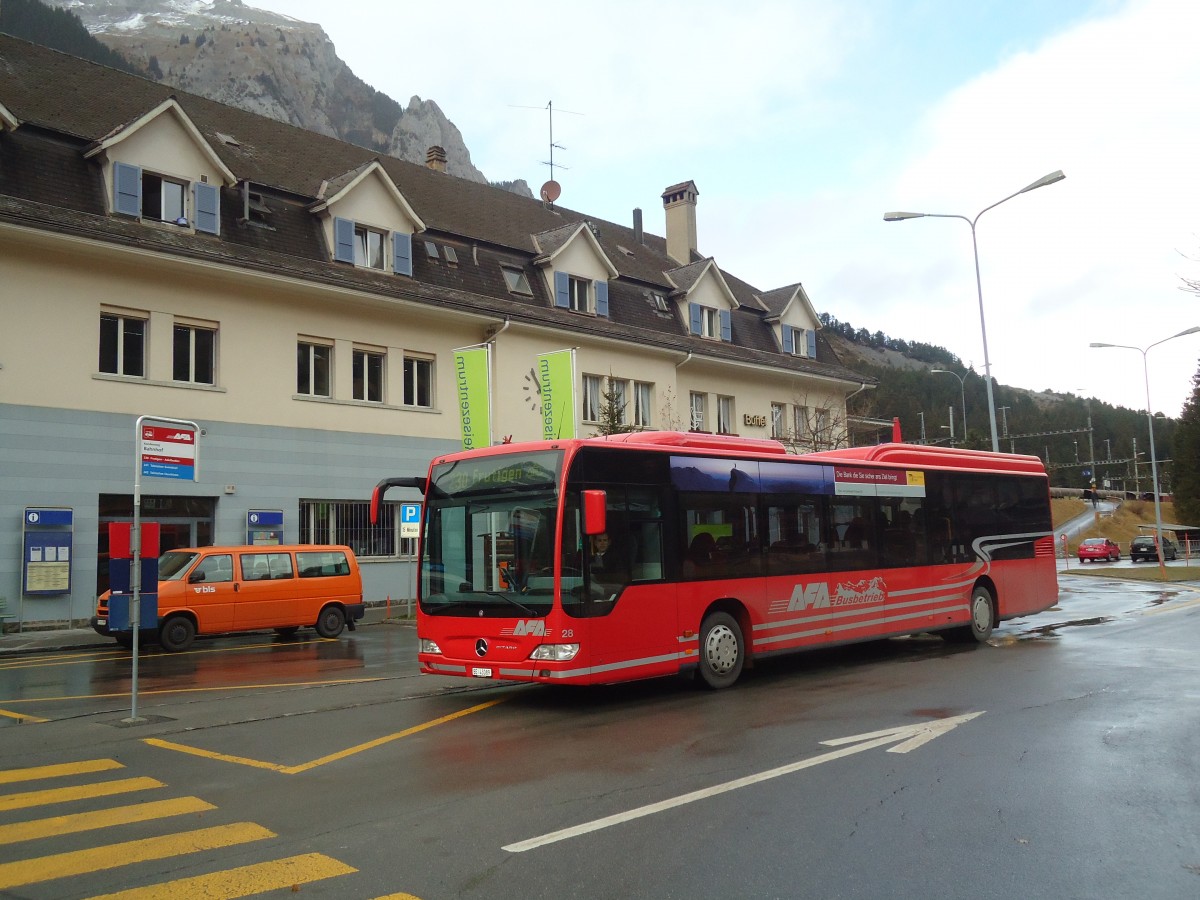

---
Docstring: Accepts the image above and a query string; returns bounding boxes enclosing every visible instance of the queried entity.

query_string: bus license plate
[471,667,493,678]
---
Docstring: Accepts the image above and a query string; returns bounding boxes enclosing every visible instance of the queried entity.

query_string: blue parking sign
[400,502,422,538]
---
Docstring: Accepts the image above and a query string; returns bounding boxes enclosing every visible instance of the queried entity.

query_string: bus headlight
[419,638,443,654]
[529,643,580,662]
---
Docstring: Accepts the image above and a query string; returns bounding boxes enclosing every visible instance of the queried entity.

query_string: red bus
[372,431,1057,689]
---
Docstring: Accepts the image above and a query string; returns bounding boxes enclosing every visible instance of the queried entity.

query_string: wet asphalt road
[0,575,1197,899]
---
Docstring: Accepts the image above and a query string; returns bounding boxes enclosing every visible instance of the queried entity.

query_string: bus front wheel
[945,584,994,644]
[698,611,744,689]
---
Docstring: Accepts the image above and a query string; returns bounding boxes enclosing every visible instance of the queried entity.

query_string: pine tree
[1171,365,1200,524]
[593,375,635,436]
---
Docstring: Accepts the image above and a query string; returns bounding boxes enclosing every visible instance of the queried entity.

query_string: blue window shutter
[782,325,794,354]
[688,303,702,335]
[806,329,817,358]
[334,217,355,263]
[393,231,412,276]
[113,162,141,217]
[595,280,609,317]
[554,271,569,308]
[719,309,732,342]
[194,182,219,234]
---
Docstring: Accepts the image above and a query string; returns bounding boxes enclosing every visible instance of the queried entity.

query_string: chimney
[661,180,698,265]
[425,145,447,173]
[633,207,643,245]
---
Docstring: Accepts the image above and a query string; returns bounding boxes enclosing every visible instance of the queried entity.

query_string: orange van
[91,545,365,651]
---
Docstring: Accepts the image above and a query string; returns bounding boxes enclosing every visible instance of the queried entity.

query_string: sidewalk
[0,604,409,656]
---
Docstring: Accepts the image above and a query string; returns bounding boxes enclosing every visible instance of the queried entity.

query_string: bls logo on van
[192,586,216,594]
[506,619,546,637]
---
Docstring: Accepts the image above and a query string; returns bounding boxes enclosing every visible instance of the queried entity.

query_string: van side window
[296,550,350,578]
[192,554,233,583]
[241,553,294,581]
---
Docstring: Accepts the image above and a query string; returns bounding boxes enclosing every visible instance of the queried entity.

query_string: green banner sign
[453,346,491,450]
[537,349,576,440]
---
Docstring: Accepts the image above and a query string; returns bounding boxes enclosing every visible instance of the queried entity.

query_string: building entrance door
[96,494,216,595]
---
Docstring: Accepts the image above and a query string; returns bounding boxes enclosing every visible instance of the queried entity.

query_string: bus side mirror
[583,490,607,535]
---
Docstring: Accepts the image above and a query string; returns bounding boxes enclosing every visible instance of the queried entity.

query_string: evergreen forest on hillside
[823,313,1191,496]
[0,0,144,75]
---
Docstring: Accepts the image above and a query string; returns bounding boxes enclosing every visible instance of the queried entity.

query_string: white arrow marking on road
[503,711,985,853]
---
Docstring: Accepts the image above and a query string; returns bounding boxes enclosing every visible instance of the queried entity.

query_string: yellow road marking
[0,708,48,723]
[1141,594,1200,616]
[82,852,355,900]
[0,759,122,785]
[0,637,345,671]
[145,697,507,774]
[0,821,274,890]
[0,677,384,706]
[0,797,215,845]
[0,777,163,813]
[371,894,424,900]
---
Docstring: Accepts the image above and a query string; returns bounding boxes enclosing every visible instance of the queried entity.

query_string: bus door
[565,486,678,679]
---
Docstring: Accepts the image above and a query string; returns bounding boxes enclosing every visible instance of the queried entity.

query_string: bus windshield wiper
[481,591,537,615]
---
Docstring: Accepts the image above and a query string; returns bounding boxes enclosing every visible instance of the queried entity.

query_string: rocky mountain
[41,0,531,196]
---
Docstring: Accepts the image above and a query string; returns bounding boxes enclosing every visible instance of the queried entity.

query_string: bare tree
[775,392,851,453]
[657,386,686,432]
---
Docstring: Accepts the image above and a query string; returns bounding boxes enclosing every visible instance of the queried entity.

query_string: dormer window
[143,174,186,223]
[782,324,816,358]
[554,271,610,317]
[356,225,385,269]
[688,303,731,342]
[333,216,413,276]
[112,161,220,234]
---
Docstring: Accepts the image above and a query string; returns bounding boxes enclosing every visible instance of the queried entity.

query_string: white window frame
[771,402,785,439]
[690,392,707,431]
[172,321,216,385]
[793,405,810,441]
[582,374,602,422]
[634,381,652,428]
[99,310,147,378]
[568,276,590,313]
[700,306,719,339]
[717,395,734,434]
[353,347,385,403]
[609,378,629,426]
[404,355,434,408]
[142,171,187,223]
[299,499,415,559]
[354,224,385,270]
[297,340,332,397]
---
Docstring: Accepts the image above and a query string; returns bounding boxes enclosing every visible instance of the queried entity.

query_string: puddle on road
[1010,616,1114,641]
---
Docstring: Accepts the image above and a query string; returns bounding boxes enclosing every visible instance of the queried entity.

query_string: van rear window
[296,550,351,578]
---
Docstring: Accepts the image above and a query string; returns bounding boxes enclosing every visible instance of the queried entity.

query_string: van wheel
[697,611,744,689]
[314,605,346,639]
[274,626,300,637]
[159,615,196,652]
[114,633,133,650]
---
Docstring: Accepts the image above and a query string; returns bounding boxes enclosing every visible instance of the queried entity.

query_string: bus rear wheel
[945,584,994,644]
[698,611,744,689]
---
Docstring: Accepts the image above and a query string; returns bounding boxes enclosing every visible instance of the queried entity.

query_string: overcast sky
[254,0,1200,422]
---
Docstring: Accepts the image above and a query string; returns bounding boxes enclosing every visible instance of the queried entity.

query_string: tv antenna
[510,100,583,202]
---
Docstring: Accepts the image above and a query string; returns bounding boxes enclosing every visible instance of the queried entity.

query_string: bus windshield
[421,451,564,617]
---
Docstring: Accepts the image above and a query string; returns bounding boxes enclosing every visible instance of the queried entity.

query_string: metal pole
[1142,350,1167,578]
[968,222,1000,451]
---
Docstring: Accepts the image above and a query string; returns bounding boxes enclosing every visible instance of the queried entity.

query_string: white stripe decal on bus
[753,603,967,648]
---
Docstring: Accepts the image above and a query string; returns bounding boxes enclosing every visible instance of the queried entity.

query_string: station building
[0,35,873,628]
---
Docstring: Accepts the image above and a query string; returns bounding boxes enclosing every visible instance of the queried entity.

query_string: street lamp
[885,169,1066,452]
[1090,325,1200,573]
[931,368,967,444]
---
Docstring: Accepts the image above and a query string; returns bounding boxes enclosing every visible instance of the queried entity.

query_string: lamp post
[931,368,967,445]
[1090,325,1200,574]
[885,170,1066,452]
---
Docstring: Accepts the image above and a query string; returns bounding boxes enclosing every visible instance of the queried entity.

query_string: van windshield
[159,551,200,580]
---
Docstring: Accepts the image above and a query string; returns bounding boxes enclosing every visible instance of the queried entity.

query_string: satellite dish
[540,180,561,202]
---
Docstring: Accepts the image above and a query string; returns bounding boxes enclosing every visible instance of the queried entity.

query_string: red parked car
[1077,537,1121,563]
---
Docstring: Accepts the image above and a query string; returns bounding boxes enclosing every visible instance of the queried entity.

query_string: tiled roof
[0,34,872,388]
